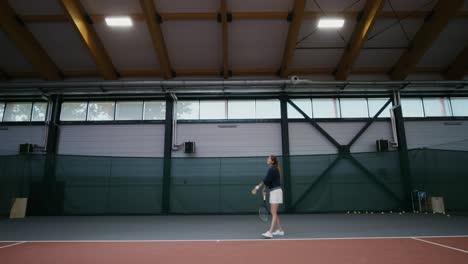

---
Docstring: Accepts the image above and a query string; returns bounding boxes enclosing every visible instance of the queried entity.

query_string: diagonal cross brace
[347,98,392,148]
[346,154,404,205]
[291,155,342,210]
[287,99,342,150]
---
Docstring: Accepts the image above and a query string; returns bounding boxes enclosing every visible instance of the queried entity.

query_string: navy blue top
[263,166,281,189]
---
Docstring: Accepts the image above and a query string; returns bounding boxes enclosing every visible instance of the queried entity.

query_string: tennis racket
[258,192,270,222]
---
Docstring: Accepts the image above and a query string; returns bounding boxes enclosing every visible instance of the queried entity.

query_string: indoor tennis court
[1,0,468,263]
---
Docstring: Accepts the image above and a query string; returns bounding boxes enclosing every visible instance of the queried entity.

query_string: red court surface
[0,237,467,264]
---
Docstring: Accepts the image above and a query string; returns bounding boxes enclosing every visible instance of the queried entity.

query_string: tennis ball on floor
[381,212,384,214]
[390,211,393,213]
[447,214,451,217]
[399,213,402,215]
[370,212,374,214]
[347,211,350,214]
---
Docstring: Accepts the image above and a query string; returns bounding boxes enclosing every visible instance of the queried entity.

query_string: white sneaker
[272,230,284,236]
[262,231,273,238]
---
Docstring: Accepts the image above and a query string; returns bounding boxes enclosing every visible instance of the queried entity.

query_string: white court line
[0,242,27,249]
[0,235,467,243]
[411,237,468,254]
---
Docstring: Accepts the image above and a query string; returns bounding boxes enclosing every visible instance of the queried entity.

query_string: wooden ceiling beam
[140,0,173,79]
[444,44,468,80]
[5,67,446,79]
[279,0,307,78]
[389,0,465,80]
[221,0,229,79]
[0,0,62,80]
[59,0,119,80]
[335,0,385,80]
[18,10,468,23]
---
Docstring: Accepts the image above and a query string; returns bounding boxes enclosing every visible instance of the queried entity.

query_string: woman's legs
[269,204,283,232]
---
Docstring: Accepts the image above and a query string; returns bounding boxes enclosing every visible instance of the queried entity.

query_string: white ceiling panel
[156,0,219,12]
[28,23,96,70]
[305,0,366,12]
[230,20,289,68]
[381,0,437,11]
[94,21,160,70]
[8,0,64,15]
[0,31,34,72]
[228,0,293,12]
[354,49,404,67]
[365,19,424,47]
[80,0,141,14]
[418,18,468,67]
[292,49,343,67]
[296,20,356,47]
[162,21,221,68]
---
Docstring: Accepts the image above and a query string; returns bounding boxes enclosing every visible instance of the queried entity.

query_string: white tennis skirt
[269,188,283,204]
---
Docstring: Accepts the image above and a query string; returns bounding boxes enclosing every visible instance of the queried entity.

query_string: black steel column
[280,96,292,212]
[162,96,174,214]
[37,95,63,215]
[393,103,412,210]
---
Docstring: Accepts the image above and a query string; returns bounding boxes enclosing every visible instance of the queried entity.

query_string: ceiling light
[318,18,345,29]
[105,16,133,27]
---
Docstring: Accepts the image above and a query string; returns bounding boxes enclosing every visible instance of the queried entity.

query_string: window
[423,97,452,117]
[115,101,143,120]
[287,99,312,119]
[3,102,32,121]
[31,102,48,121]
[368,98,391,118]
[401,98,424,117]
[177,101,199,120]
[200,100,226,119]
[340,98,369,118]
[87,102,115,121]
[143,101,166,120]
[450,97,468,117]
[228,100,256,119]
[312,98,340,118]
[255,100,280,119]
[0,103,4,121]
[61,102,88,121]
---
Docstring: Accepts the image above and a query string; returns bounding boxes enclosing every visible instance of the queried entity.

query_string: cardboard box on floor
[10,198,28,219]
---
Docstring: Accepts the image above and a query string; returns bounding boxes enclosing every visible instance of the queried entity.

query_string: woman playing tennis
[252,155,284,238]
